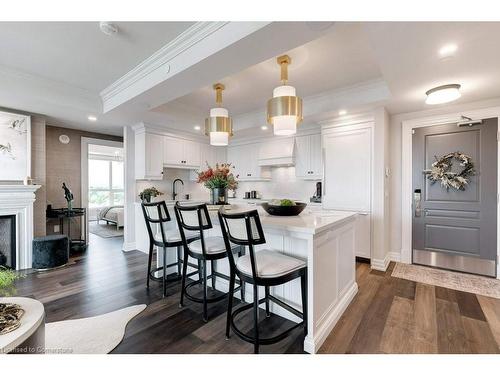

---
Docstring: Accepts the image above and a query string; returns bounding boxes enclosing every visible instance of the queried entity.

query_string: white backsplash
[136,168,210,202]
[235,166,320,202]
[136,166,320,203]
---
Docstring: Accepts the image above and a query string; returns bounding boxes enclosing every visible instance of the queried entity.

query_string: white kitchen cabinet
[189,144,228,181]
[295,134,323,179]
[355,212,371,259]
[228,143,271,181]
[135,131,164,180]
[323,123,372,259]
[163,136,200,168]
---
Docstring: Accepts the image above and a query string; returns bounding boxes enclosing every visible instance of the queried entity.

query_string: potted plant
[197,163,238,205]
[0,266,23,297]
[139,187,164,203]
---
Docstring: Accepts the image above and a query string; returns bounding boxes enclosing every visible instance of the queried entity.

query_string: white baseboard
[371,252,391,271]
[303,282,358,354]
[122,242,137,252]
[389,251,401,263]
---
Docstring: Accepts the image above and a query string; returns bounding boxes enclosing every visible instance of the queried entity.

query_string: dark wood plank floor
[319,262,500,354]
[12,235,500,354]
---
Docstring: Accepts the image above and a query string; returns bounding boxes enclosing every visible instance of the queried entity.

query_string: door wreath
[424,151,475,191]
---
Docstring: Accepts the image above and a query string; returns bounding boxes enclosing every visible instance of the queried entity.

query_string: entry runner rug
[45,304,146,354]
[392,262,500,299]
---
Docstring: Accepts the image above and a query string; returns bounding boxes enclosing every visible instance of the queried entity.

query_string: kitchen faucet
[172,178,184,201]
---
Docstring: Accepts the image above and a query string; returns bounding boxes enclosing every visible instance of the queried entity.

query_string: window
[89,158,124,208]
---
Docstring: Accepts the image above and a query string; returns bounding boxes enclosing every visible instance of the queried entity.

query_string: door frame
[81,137,124,240]
[401,106,500,278]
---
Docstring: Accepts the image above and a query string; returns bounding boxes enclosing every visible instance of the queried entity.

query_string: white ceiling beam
[100,21,336,114]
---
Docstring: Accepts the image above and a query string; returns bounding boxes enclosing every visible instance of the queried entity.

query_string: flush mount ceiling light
[425,84,461,105]
[267,55,303,136]
[205,83,233,146]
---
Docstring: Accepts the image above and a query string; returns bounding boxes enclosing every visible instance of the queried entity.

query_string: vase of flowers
[197,163,238,205]
[139,187,164,203]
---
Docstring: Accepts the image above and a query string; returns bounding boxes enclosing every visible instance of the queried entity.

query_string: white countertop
[217,204,357,235]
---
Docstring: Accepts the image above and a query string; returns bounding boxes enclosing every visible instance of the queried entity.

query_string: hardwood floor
[319,262,500,354]
[12,235,500,354]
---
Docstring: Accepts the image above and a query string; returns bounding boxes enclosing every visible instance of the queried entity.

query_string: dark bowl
[261,202,307,216]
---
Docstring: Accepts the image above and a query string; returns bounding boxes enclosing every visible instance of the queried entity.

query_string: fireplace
[0,185,40,270]
[0,215,16,268]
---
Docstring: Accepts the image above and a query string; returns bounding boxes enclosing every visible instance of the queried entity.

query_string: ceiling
[0,22,194,93]
[1,21,500,136]
[153,23,382,125]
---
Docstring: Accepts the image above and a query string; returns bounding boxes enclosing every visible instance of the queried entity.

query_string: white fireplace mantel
[0,185,41,270]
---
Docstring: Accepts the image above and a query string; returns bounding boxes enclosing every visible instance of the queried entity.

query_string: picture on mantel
[0,111,30,181]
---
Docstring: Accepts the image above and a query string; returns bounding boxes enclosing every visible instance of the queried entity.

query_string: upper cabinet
[135,131,164,180]
[228,143,271,181]
[295,134,323,180]
[163,136,200,168]
[189,144,227,181]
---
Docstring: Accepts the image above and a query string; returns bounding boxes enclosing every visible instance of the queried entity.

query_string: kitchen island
[135,202,358,353]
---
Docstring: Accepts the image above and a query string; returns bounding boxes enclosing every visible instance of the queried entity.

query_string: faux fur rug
[45,304,146,354]
[392,262,500,299]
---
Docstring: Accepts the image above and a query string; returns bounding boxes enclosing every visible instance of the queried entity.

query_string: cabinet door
[163,136,183,165]
[215,146,227,165]
[355,213,371,259]
[309,133,323,178]
[146,133,164,178]
[323,127,372,211]
[227,145,244,179]
[183,140,201,167]
[294,135,310,178]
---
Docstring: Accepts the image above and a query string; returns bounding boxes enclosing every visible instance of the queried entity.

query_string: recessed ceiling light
[194,125,201,131]
[87,115,97,122]
[339,110,347,116]
[99,22,118,36]
[425,84,461,105]
[261,125,268,130]
[439,43,457,58]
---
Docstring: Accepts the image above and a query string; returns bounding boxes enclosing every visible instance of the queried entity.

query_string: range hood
[258,138,295,167]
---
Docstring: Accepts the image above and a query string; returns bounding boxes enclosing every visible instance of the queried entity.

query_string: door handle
[413,189,422,217]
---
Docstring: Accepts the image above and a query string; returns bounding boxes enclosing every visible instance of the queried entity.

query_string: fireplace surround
[0,185,40,270]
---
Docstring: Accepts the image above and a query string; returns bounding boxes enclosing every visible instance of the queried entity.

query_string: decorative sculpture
[62,182,74,211]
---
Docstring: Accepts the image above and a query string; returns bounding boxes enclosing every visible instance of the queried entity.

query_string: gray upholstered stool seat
[32,234,69,270]
[236,249,306,278]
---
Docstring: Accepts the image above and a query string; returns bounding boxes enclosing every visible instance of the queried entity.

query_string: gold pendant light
[267,55,303,136]
[205,83,233,146]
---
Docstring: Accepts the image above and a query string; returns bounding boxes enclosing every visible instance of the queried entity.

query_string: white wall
[123,125,136,251]
[389,96,500,258]
[235,167,320,201]
[371,107,391,269]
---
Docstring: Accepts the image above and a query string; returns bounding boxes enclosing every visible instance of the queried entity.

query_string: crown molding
[100,22,228,105]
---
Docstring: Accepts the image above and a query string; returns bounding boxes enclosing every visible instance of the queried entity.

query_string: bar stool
[175,202,244,322]
[141,201,199,297]
[218,209,307,354]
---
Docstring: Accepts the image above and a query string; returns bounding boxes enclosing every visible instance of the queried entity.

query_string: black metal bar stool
[175,202,244,322]
[141,201,200,297]
[218,209,307,354]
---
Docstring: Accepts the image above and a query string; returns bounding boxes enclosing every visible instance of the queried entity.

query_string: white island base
[135,203,358,353]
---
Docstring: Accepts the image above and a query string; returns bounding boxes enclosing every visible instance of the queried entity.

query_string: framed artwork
[0,110,31,182]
